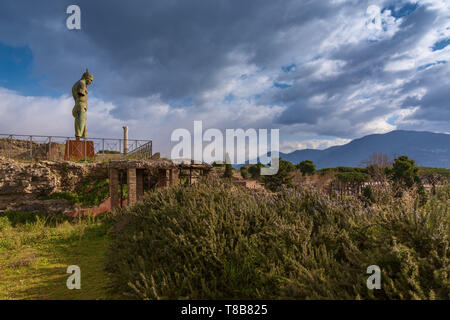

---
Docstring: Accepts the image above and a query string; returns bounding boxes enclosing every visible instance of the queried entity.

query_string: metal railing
[128,140,153,159]
[0,134,152,162]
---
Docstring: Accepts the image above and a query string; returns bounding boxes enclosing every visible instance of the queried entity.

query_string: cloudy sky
[0,0,448,157]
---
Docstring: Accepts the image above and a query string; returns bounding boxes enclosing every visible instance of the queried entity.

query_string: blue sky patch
[417,60,447,71]
[169,96,193,108]
[0,42,47,96]
[281,64,296,73]
[383,2,418,19]
[274,82,292,89]
[432,38,450,51]
[387,114,399,125]
[0,42,59,97]
[223,93,234,103]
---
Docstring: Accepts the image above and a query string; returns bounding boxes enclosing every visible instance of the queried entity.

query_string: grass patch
[0,212,122,300]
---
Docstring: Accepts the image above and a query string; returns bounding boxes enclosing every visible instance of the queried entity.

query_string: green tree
[223,162,233,178]
[263,159,294,192]
[389,155,427,205]
[335,172,371,183]
[240,166,249,179]
[248,163,265,180]
[296,160,316,176]
[283,160,296,172]
[390,156,419,188]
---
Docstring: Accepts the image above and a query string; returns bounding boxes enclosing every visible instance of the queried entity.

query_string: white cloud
[320,3,402,52]
[0,87,122,138]
[0,86,285,158]
[280,138,351,153]
[1,0,449,161]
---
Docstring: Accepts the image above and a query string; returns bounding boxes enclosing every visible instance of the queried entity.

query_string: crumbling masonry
[108,160,212,210]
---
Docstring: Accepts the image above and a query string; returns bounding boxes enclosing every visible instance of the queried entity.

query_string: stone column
[109,168,119,210]
[136,170,144,201]
[127,167,137,206]
[123,126,128,155]
[170,168,179,186]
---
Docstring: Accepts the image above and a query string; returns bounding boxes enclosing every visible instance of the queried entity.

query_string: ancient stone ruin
[108,160,213,209]
[0,155,212,216]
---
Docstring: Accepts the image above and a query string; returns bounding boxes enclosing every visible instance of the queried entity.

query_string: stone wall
[0,156,108,212]
[0,157,212,215]
[0,156,108,196]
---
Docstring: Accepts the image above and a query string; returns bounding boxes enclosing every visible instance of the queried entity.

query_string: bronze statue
[72,69,94,140]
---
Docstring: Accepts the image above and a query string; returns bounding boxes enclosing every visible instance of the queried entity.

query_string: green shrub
[40,191,79,204]
[106,181,449,300]
[389,156,427,205]
[248,163,265,180]
[335,172,371,183]
[296,160,316,175]
[41,178,110,207]
[76,178,110,207]
[362,185,376,203]
[223,163,233,178]
[0,216,11,230]
[3,211,48,226]
[263,159,294,191]
[240,166,249,179]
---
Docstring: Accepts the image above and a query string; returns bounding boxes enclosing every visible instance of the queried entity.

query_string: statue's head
[82,69,94,85]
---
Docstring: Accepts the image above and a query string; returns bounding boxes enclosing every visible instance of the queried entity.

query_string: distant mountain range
[276,130,450,169]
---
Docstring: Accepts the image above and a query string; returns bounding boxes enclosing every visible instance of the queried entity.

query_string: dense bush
[419,167,450,180]
[263,159,294,192]
[389,156,427,205]
[240,166,249,179]
[105,180,449,300]
[2,210,48,226]
[248,163,265,180]
[223,163,233,178]
[296,160,316,176]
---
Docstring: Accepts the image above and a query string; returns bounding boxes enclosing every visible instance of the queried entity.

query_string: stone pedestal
[64,140,95,161]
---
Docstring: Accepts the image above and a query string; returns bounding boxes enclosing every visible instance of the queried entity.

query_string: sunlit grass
[0,213,123,300]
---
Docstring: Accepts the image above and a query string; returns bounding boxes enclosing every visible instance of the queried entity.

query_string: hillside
[279,130,450,169]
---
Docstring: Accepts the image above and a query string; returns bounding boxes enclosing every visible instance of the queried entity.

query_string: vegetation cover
[40,178,111,207]
[105,180,449,300]
[0,212,116,299]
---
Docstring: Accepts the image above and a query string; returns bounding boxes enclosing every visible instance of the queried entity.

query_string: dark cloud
[0,1,335,104]
[274,5,441,132]
[400,62,450,122]
[0,0,448,143]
